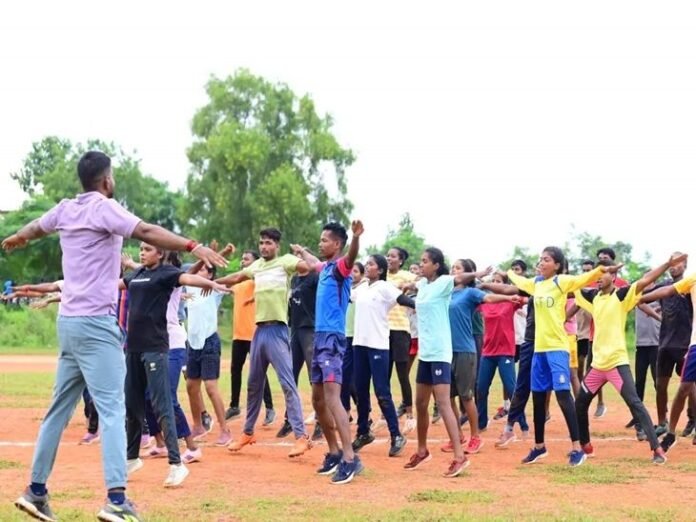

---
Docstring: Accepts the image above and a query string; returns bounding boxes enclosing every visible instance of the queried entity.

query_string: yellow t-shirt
[507,267,603,353]
[672,273,696,346]
[575,283,641,371]
[387,270,415,332]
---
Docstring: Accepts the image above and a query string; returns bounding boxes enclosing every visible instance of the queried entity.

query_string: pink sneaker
[191,426,207,442]
[182,448,203,464]
[465,436,484,454]
[145,446,168,458]
[215,431,233,447]
[79,432,100,445]
[140,434,154,449]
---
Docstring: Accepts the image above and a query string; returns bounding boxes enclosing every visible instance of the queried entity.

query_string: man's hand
[192,245,228,268]
[209,239,219,252]
[220,243,236,258]
[2,234,28,252]
[351,220,364,237]
[209,281,232,294]
[121,253,139,271]
[290,244,305,256]
[30,299,50,310]
[669,253,688,266]
[600,263,625,274]
[476,266,494,279]
[510,295,522,305]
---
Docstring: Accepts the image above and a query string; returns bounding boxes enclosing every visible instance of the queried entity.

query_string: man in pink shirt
[3,151,226,522]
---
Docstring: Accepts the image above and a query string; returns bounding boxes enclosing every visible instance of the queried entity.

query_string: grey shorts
[450,351,477,400]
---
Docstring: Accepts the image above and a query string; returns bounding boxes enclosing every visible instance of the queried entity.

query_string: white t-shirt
[167,287,187,349]
[185,287,223,350]
[514,306,527,345]
[353,280,403,350]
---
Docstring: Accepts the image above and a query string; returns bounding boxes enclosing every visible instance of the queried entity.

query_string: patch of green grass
[675,462,696,473]
[624,507,677,522]
[408,489,493,504]
[52,488,96,501]
[0,459,22,470]
[543,463,639,485]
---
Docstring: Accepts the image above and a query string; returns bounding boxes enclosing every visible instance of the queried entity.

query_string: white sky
[2,1,695,266]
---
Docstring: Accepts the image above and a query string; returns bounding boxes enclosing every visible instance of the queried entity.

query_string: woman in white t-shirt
[351,255,415,459]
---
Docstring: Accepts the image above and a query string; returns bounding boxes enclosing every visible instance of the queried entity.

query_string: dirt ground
[1,356,696,521]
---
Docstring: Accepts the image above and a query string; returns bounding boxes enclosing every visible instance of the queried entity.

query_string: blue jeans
[32,315,126,490]
[506,341,532,431]
[477,355,518,430]
[145,348,191,440]
[354,346,400,438]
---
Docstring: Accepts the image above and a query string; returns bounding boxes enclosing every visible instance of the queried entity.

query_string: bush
[0,305,59,351]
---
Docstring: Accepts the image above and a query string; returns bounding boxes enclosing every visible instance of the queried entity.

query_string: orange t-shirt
[233,280,257,341]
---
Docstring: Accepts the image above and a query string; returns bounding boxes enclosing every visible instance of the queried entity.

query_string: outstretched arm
[454,266,493,287]
[1,219,49,252]
[635,253,688,294]
[478,282,520,296]
[640,285,675,304]
[15,282,62,295]
[179,273,231,294]
[216,271,250,287]
[30,295,62,309]
[131,222,228,268]
[187,242,236,275]
[482,293,522,305]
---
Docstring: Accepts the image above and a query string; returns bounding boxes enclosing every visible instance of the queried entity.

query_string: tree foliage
[180,69,355,250]
[366,213,427,265]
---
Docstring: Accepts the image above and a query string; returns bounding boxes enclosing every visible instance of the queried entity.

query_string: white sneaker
[164,463,189,488]
[304,412,316,425]
[372,418,388,434]
[403,417,417,435]
[127,458,143,476]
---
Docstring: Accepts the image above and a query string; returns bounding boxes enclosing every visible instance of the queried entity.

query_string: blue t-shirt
[416,275,455,363]
[315,257,352,334]
[449,287,487,353]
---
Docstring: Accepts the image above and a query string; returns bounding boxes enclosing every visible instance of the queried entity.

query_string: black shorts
[657,347,688,378]
[577,338,590,358]
[389,330,411,364]
[186,333,221,381]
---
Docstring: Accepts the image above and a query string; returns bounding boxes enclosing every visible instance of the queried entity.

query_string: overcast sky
[2,1,695,267]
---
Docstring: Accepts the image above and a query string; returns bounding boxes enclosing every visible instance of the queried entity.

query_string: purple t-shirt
[38,192,141,317]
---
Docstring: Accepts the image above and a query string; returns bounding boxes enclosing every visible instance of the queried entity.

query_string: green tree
[366,213,427,263]
[498,246,538,273]
[181,69,355,250]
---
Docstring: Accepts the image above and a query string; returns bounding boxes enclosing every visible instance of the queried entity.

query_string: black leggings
[230,340,273,410]
[533,390,578,445]
[576,365,659,450]
[389,331,413,408]
[634,345,657,402]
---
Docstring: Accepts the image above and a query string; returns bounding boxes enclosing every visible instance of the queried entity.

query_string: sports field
[1,353,695,522]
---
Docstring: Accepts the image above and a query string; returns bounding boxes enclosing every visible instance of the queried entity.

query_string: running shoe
[14,488,56,522]
[311,423,324,442]
[681,419,695,437]
[215,430,233,447]
[331,456,364,485]
[191,426,207,442]
[568,449,586,467]
[389,435,408,457]
[352,432,375,452]
[652,447,667,465]
[660,432,677,454]
[127,458,143,476]
[79,432,100,445]
[263,409,277,427]
[140,434,153,449]
[317,450,343,475]
[396,403,407,418]
[441,436,467,453]
[145,446,168,458]
[163,463,189,488]
[201,411,214,433]
[593,404,607,418]
[581,442,594,458]
[403,416,417,435]
[182,448,202,464]
[493,407,508,421]
[465,436,483,454]
[443,456,469,478]
[521,446,548,464]
[228,432,256,452]
[276,420,293,438]
[225,406,241,421]
[431,407,441,425]
[97,499,142,522]
[288,435,312,457]
[495,430,516,448]
[654,422,668,438]
[404,450,432,470]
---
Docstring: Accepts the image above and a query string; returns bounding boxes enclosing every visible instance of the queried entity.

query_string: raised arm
[640,285,675,304]
[478,282,520,296]
[291,245,321,273]
[131,222,228,268]
[635,253,688,294]
[345,220,363,268]
[454,266,493,287]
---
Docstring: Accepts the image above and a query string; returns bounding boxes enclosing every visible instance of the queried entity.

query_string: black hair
[243,250,260,261]
[562,258,570,275]
[166,251,182,268]
[596,247,616,261]
[354,261,365,275]
[199,264,217,280]
[77,151,111,191]
[426,247,449,277]
[370,255,388,281]
[259,228,282,243]
[389,247,409,268]
[581,259,595,267]
[542,246,565,275]
[597,259,614,268]
[511,259,527,272]
[322,222,348,248]
[457,258,477,287]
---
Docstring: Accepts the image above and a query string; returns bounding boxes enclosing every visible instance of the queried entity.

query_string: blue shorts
[416,360,452,386]
[186,333,221,381]
[681,345,696,383]
[531,350,571,392]
[311,332,347,385]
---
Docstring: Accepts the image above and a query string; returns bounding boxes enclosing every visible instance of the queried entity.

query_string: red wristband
[185,240,198,252]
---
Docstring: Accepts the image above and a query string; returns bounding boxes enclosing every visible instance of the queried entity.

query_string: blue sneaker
[331,456,364,485]
[568,449,586,467]
[521,446,548,464]
[15,488,56,522]
[97,498,142,521]
[316,450,343,476]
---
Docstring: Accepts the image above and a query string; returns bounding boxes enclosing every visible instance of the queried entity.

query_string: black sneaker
[635,427,648,442]
[276,420,293,438]
[681,419,695,437]
[389,435,408,457]
[352,432,375,452]
[15,488,56,522]
[201,411,214,433]
[660,432,677,454]
[311,422,324,442]
[97,498,142,521]
[225,406,241,421]
[396,403,406,418]
[625,418,637,429]
[655,422,668,438]
[316,450,343,475]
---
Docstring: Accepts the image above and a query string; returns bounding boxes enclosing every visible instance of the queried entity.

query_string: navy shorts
[681,345,696,383]
[186,333,221,381]
[531,350,571,392]
[416,360,452,386]
[311,331,347,385]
